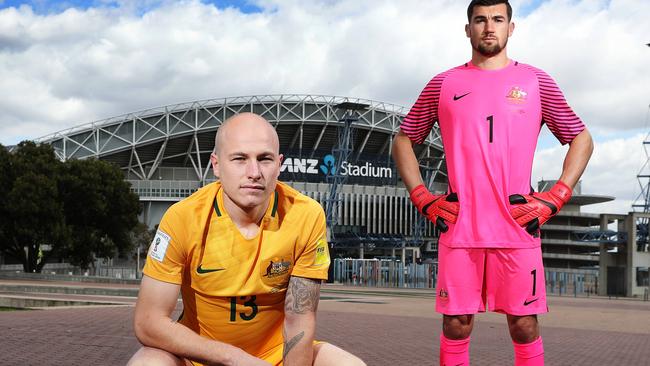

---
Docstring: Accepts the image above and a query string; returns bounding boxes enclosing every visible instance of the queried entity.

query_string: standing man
[392,1,593,365]
[128,113,365,366]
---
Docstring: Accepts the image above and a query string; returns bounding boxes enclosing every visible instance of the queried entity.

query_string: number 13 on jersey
[229,296,258,322]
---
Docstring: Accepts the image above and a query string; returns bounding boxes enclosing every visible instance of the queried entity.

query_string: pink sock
[440,334,470,366]
[513,336,544,366]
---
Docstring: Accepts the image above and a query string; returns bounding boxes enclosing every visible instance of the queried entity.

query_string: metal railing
[332,258,437,288]
[545,270,598,297]
[332,259,599,297]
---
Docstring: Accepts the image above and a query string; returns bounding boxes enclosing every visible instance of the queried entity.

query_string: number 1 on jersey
[486,115,494,143]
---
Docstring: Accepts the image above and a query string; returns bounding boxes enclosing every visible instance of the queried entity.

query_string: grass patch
[0,306,30,311]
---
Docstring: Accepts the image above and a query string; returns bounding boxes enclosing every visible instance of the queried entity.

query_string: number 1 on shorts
[531,269,537,296]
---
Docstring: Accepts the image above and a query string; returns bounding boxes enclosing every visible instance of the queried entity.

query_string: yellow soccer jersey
[143,181,330,359]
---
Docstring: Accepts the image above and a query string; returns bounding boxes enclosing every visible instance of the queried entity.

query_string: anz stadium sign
[279,152,395,186]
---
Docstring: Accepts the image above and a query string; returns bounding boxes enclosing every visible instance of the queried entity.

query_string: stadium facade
[36,94,614,273]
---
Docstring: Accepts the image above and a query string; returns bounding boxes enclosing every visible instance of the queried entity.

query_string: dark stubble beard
[474,37,508,57]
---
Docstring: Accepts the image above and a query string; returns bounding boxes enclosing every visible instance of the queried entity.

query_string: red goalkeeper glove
[409,184,459,233]
[508,181,572,235]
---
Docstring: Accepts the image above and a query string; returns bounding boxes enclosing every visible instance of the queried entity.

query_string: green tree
[0,142,142,272]
[0,142,67,273]
[0,144,13,266]
[60,158,141,269]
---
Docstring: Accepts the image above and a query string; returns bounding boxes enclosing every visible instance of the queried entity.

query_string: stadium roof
[36,94,445,182]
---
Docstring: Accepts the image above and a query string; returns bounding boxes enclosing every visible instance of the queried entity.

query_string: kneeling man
[128,113,365,366]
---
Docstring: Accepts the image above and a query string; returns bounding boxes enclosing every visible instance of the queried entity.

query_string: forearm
[283,276,321,365]
[392,131,424,192]
[136,313,254,366]
[558,129,594,188]
[135,275,267,366]
[282,313,316,366]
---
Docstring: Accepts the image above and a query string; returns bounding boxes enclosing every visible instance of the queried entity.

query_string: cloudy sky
[0,0,648,214]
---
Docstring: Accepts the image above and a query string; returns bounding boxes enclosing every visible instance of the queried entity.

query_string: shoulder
[276,182,325,219]
[166,182,219,219]
[428,64,467,85]
[513,61,553,80]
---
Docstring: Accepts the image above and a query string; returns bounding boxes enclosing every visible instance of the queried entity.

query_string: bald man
[128,113,365,366]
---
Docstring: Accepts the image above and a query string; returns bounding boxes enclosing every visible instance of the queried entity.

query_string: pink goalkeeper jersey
[401,60,585,248]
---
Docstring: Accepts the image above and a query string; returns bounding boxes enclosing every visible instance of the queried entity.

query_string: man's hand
[508,181,572,235]
[409,184,459,233]
[227,351,272,366]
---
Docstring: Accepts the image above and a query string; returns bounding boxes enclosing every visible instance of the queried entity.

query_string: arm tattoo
[284,276,321,314]
[282,330,305,360]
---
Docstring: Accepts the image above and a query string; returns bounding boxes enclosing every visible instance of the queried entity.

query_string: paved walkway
[0,281,649,365]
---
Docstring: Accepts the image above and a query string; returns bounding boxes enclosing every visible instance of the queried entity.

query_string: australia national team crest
[506,86,528,104]
[262,256,292,280]
[438,288,449,300]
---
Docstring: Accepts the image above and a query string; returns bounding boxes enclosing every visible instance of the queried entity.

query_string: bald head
[210,112,283,216]
[214,112,279,156]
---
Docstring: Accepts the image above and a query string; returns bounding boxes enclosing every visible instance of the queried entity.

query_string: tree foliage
[0,141,141,272]
[60,158,141,268]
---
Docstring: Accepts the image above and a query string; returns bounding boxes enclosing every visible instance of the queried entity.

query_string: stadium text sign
[280,158,320,174]
[280,154,392,179]
[338,161,392,178]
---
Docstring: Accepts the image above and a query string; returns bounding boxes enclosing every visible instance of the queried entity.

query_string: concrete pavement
[0,279,649,365]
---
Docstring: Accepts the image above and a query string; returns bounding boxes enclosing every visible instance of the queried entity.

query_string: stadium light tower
[325,102,369,243]
[631,43,650,246]
[632,43,650,213]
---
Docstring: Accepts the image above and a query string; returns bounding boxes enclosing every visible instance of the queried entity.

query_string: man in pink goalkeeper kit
[392,1,593,365]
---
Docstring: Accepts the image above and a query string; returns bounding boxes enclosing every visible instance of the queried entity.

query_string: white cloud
[509,0,650,134]
[532,131,647,214]
[0,0,648,213]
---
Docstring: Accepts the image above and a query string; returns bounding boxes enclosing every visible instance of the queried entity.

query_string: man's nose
[485,19,496,32]
[247,160,262,178]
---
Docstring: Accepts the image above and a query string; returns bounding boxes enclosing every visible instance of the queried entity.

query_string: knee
[127,347,183,366]
[313,343,366,366]
[443,315,473,340]
[343,356,367,366]
[508,316,539,344]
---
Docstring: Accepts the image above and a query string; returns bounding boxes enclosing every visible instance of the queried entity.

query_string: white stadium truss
[36,94,445,183]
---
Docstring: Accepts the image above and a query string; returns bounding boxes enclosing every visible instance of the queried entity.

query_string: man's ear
[465,23,471,38]
[210,152,220,179]
[509,21,515,37]
[276,153,284,178]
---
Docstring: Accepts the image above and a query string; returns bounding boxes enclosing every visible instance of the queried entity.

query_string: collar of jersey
[213,183,279,226]
[466,59,514,72]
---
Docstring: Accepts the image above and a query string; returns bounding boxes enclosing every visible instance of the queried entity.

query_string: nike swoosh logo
[196,265,226,274]
[453,92,471,101]
[523,298,539,306]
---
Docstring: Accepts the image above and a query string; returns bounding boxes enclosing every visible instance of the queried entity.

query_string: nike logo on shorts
[523,298,539,306]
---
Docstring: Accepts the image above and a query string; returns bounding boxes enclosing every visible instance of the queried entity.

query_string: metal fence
[332,258,437,288]
[545,270,598,297]
[0,263,139,279]
[3,258,599,296]
[332,259,599,296]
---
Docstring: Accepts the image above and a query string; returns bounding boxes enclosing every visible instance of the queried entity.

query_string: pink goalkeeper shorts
[436,244,548,316]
